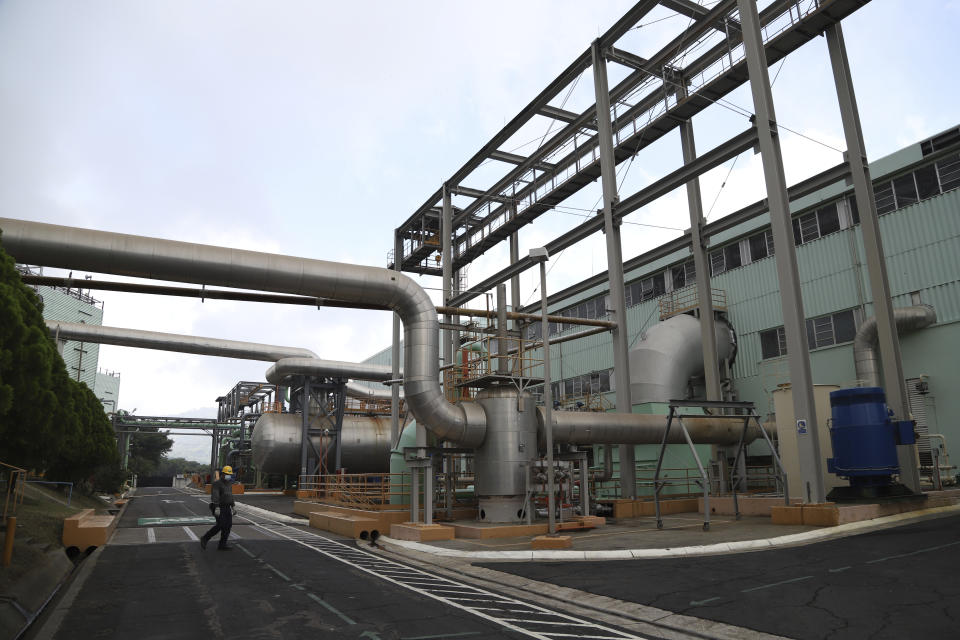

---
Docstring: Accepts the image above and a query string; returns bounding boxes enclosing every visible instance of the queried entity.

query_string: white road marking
[306,592,356,626]
[741,575,813,593]
[146,528,156,544]
[182,527,199,541]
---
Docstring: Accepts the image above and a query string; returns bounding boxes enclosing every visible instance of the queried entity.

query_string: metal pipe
[496,284,509,375]
[21,275,390,310]
[854,305,936,388]
[540,409,765,446]
[46,320,400,401]
[265,357,394,384]
[3,218,484,447]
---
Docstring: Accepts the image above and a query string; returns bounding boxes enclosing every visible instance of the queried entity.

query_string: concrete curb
[378,503,960,561]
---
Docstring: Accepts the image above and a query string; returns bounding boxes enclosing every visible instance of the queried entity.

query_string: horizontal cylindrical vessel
[251,413,390,474]
[540,409,765,446]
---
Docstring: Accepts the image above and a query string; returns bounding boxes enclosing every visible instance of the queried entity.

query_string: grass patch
[0,483,115,590]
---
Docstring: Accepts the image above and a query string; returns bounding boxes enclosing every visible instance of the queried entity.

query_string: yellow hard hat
[222,465,234,475]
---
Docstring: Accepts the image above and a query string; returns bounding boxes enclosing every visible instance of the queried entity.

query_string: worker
[200,465,236,551]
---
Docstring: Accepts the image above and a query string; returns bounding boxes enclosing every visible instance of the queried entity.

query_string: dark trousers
[202,507,232,547]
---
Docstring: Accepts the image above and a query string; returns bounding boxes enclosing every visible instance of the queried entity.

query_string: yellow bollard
[2,516,15,567]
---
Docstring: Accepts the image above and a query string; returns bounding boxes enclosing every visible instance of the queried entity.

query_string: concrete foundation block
[531,535,572,550]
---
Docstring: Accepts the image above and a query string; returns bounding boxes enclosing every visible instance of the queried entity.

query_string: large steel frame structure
[391,0,917,500]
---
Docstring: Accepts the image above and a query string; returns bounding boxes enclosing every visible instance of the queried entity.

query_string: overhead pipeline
[5,218,482,447]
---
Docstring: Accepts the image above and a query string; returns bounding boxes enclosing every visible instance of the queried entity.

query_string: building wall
[40,286,104,392]
[94,370,121,413]
[365,130,960,477]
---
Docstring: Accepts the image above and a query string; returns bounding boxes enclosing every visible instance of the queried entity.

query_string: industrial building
[3,0,957,539]
[17,265,121,413]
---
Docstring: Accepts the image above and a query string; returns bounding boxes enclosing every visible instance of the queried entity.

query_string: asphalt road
[34,487,652,640]
[479,514,960,640]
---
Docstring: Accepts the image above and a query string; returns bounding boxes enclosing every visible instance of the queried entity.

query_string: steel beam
[826,23,919,492]
[679,116,721,402]
[592,39,635,499]
[738,0,824,503]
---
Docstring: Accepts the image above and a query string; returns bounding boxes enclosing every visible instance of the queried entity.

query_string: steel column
[592,40,635,498]
[679,118,721,402]
[442,184,454,372]
[826,24,920,493]
[737,0,824,503]
[535,252,557,535]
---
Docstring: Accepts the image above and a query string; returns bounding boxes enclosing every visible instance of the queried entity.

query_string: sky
[1,1,958,462]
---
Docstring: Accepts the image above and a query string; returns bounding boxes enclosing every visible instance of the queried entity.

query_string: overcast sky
[1,1,957,462]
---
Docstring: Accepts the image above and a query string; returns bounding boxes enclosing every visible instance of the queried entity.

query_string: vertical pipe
[299,382,310,479]
[826,24,919,492]
[591,40,635,498]
[509,223,521,333]
[737,0,824,503]
[536,253,557,535]
[391,234,402,446]
[496,284,509,375]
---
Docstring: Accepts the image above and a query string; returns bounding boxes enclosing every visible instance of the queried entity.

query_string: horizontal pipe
[5,218,483,447]
[48,320,400,401]
[22,275,391,310]
[265,356,394,383]
[539,408,765,446]
[47,320,315,362]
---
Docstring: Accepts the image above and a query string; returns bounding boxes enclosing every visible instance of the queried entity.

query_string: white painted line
[306,592,356,626]
[146,528,156,544]
[741,575,813,593]
[182,527,199,541]
[865,540,960,564]
[828,566,851,573]
[235,543,256,558]
[689,596,722,606]
[264,563,291,582]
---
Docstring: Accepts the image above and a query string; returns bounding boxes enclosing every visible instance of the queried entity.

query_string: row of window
[759,309,859,360]
[527,150,958,336]
[529,368,615,403]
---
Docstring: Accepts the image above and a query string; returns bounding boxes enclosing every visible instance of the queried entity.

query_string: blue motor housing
[826,387,915,488]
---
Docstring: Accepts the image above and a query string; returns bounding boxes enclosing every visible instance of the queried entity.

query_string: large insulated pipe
[854,305,936,387]
[45,320,399,400]
[4,219,484,447]
[46,320,316,362]
[629,313,735,404]
[265,356,400,402]
[539,409,764,446]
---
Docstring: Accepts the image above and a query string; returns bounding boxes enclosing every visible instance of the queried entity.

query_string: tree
[127,427,173,476]
[0,231,120,483]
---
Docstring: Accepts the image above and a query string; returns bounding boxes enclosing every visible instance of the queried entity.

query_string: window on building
[874,181,896,215]
[893,174,919,209]
[760,327,787,359]
[761,309,858,360]
[625,274,665,306]
[672,261,695,289]
[914,164,940,200]
[749,230,774,261]
[710,242,742,276]
[848,195,860,224]
[816,203,841,236]
[938,153,960,192]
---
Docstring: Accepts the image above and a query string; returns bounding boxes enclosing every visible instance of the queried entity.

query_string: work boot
[200,536,208,551]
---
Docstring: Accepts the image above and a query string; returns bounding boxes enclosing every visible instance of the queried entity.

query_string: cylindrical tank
[473,386,538,523]
[251,413,390,474]
[827,387,900,485]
